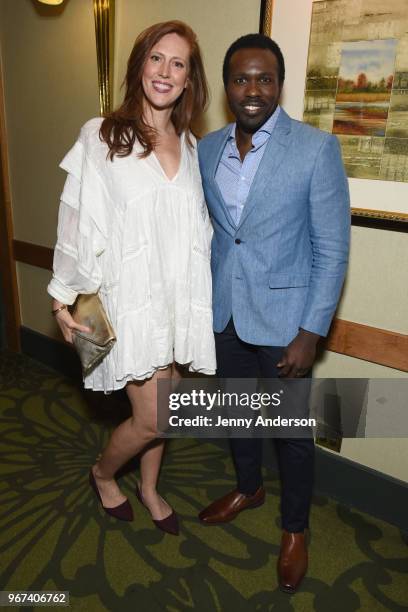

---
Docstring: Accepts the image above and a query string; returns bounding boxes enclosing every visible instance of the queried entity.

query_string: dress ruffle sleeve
[47,137,110,305]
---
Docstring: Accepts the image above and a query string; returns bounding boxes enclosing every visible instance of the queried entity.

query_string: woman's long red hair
[100,20,209,160]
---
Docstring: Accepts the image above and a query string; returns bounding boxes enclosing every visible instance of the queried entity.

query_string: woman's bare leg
[92,365,172,508]
[138,362,183,519]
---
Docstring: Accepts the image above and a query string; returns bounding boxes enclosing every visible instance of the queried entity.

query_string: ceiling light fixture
[37,0,64,5]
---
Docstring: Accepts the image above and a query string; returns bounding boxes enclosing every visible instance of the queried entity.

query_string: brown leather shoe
[198,487,265,524]
[277,530,308,593]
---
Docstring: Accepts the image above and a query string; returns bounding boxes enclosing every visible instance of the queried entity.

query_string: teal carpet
[0,350,407,611]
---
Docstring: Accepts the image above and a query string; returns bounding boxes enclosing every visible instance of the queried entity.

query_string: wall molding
[13,239,408,372]
[13,239,53,271]
[326,318,408,372]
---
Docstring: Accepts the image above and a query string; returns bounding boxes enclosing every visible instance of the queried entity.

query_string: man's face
[226,48,282,133]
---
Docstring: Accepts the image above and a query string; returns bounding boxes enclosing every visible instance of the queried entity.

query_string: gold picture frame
[259,0,408,226]
[93,0,115,115]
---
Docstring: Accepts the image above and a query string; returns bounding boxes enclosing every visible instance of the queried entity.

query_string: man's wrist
[297,328,321,344]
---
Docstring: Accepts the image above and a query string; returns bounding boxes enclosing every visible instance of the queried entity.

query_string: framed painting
[260,0,408,229]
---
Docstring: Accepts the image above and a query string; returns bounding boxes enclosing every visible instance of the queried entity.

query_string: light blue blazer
[198,108,350,346]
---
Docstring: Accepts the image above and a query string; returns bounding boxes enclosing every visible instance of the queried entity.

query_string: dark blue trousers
[215,319,314,532]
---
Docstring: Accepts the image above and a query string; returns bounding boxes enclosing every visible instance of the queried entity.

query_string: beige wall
[0,0,407,481]
[336,227,408,333]
[0,0,99,248]
[314,352,408,482]
[0,0,100,341]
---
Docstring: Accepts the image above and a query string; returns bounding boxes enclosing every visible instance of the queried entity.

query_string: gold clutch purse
[72,294,116,376]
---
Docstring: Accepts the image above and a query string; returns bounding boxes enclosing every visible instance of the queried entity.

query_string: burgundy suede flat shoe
[135,483,179,536]
[89,470,133,522]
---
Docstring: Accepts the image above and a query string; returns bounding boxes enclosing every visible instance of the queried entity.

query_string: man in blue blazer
[198,34,350,593]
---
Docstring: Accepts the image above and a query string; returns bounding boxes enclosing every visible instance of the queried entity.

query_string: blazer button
[235,238,241,244]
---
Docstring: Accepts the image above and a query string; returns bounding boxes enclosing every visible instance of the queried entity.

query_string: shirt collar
[227,105,281,155]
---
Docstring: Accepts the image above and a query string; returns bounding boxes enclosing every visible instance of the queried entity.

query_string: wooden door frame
[0,50,20,351]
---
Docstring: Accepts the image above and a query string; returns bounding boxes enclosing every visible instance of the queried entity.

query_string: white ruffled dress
[47,118,216,392]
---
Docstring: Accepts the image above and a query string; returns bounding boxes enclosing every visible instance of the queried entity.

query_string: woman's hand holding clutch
[52,299,91,344]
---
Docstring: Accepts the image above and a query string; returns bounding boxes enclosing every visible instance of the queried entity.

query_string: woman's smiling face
[142,32,190,111]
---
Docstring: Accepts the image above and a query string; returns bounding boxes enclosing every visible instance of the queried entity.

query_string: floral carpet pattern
[0,350,407,611]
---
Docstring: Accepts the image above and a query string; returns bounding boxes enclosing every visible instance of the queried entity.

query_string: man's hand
[277,328,320,378]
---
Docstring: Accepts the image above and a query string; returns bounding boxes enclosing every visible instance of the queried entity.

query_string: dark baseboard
[20,325,83,382]
[263,442,408,534]
[19,326,408,534]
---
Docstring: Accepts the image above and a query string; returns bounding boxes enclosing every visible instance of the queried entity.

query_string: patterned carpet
[0,350,407,611]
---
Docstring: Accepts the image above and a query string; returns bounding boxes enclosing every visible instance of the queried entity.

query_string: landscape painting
[333,39,396,137]
[303,0,408,183]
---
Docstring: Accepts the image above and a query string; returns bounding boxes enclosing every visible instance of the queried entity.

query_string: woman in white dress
[48,21,216,534]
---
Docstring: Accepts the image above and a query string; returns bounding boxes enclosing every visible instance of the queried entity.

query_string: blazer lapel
[208,126,237,232]
[236,108,292,231]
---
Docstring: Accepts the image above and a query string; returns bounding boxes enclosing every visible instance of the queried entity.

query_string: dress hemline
[84,361,216,393]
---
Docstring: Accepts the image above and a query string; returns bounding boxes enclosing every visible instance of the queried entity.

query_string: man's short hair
[222,34,285,87]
